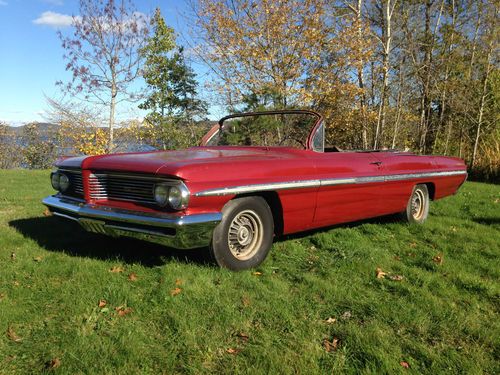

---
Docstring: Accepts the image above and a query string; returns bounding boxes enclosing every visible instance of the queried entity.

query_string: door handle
[370,161,382,166]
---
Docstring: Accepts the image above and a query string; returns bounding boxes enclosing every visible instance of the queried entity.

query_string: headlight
[59,173,70,192]
[154,184,169,207]
[154,182,190,210]
[50,172,60,190]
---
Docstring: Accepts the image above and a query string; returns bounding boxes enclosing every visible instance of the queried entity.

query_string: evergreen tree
[139,8,207,149]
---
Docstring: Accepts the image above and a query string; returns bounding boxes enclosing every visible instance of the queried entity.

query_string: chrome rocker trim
[194,170,467,197]
[42,195,222,249]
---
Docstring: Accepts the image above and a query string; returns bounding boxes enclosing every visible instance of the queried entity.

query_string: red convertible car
[43,110,467,270]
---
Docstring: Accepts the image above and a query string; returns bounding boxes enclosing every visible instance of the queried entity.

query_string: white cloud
[0,1,8,6]
[33,11,79,28]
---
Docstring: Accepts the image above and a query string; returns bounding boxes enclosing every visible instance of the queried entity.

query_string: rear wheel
[403,184,430,224]
[210,196,274,270]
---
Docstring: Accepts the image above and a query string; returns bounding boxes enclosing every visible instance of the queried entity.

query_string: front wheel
[210,196,274,270]
[402,184,430,224]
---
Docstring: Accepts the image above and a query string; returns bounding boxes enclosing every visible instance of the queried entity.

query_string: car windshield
[206,112,319,148]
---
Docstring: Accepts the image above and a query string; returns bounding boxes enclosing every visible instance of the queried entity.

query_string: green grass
[0,170,499,374]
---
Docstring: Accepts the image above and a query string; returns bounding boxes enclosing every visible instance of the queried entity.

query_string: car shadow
[472,217,500,226]
[8,216,211,268]
[274,213,403,243]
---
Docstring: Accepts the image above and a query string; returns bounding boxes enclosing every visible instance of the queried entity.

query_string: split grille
[57,169,181,205]
[88,172,169,204]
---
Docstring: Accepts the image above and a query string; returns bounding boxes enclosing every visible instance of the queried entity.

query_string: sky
[0,0,213,126]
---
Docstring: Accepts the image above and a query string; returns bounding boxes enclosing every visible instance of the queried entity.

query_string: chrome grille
[89,172,174,204]
[60,169,84,198]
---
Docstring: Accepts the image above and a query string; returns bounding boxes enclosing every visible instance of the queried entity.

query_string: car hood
[57,147,306,176]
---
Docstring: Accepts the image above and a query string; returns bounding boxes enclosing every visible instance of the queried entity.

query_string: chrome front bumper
[42,195,222,249]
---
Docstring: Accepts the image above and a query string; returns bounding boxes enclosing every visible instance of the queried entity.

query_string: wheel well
[422,182,436,200]
[233,191,284,236]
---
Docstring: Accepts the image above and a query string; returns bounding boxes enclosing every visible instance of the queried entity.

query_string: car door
[311,151,385,227]
[369,152,435,216]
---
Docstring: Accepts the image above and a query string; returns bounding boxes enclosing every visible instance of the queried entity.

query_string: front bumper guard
[42,195,222,249]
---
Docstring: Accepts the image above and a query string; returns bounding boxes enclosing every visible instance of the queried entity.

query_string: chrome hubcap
[228,210,263,260]
[411,189,425,220]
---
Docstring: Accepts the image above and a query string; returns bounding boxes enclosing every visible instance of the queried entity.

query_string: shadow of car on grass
[9,212,405,268]
[9,216,212,268]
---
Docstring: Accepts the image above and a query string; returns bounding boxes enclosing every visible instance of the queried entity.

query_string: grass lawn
[0,170,499,374]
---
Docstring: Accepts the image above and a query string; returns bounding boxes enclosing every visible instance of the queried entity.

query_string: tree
[46,97,108,156]
[57,0,150,152]
[139,8,207,149]
[22,124,57,169]
[0,122,22,169]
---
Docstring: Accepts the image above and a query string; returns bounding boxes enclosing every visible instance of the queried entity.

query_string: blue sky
[0,0,212,126]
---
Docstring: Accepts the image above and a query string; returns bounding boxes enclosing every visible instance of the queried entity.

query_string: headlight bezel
[58,173,70,192]
[154,181,190,210]
[51,171,71,193]
[50,172,60,191]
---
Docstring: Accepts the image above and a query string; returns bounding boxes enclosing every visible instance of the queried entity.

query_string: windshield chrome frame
[200,110,324,150]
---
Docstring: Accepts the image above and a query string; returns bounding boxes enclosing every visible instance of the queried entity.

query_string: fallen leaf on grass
[43,208,52,217]
[341,311,352,320]
[432,254,444,265]
[450,226,457,232]
[33,256,43,262]
[13,281,20,287]
[170,287,182,296]
[46,358,61,370]
[241,296,251,307]
[226,348,242,355]
[109,266,124,273]
[128,273,138,281]
[400,361,410,369]
[325,317,337,324]
[409,242,417,248]
[236,332,249,342]
[493,198,499,204]
[389,275,404,281]
[323,337,339,352]
[376,267,387,279]
[98,299,107,308]
[115,306,133,316]
[253,271,262,276]
[0,293,5,301]
[6,326,22,342]
[175,278,183,286]
[10,252,16,260]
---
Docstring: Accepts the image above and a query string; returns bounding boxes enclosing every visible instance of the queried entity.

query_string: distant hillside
[8,122,60,137]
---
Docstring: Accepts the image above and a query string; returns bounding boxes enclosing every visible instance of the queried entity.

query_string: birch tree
[57,0,150,152]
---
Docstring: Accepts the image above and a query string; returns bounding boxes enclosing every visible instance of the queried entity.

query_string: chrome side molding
[194,170,467,197]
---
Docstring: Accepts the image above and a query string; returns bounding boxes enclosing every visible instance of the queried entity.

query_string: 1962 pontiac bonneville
[43,110,467,270]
